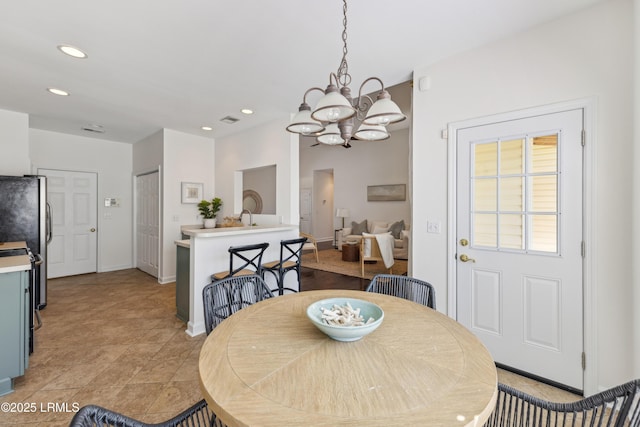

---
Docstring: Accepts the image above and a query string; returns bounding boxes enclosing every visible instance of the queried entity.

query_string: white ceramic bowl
[306,298,384,342]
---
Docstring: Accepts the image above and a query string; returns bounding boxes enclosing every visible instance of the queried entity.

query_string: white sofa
[337,219,409,260]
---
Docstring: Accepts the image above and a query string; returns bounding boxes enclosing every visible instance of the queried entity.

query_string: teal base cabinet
[0,270,29,396]
[176,244,190,323]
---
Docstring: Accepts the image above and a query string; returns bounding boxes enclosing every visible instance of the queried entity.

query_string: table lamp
[336,208,350,228]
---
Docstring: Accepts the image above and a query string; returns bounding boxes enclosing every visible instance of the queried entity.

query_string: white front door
[135,171,160,278]
[455,109,584,391]
[42,169,98,278]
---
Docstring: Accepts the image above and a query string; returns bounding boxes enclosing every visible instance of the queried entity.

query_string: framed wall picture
[181,182,203,204]
[367,184,406,201]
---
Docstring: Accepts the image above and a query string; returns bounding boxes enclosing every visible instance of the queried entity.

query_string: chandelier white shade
[286,105,325,135]
[363,91,407,126]
[316,123,346,145]
[311,86,356,123]
[286,0,405,146]
[354,124,389,141]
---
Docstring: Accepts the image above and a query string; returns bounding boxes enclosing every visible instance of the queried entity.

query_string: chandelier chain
[336,0,351,88]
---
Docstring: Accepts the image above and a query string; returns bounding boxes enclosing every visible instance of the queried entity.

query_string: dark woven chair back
[484,380,640,427]
[211,242,269,281]
[366,274,436,309]
[262,237,307,295]
[69,398,227,426]
[202,274,274,335]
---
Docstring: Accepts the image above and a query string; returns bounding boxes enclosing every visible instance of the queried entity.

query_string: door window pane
[473,214,497,248]
[474,142,497,176]
[500,139,524,175]
[530,135,557,173]
[499,214,523,249]
[474,178,497,211]
[499,177,523,212]
[531,215,557,252]
[531,176,557,212]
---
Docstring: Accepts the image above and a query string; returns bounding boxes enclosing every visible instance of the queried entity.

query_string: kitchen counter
[181,224,296,238]
[0,241,28,250]
[0,241,31,274]
[0,256,32,274]
[180,224,299,336]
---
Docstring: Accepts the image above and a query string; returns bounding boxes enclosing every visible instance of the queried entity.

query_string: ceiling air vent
[82,124,105,133]
[220,116,239,124]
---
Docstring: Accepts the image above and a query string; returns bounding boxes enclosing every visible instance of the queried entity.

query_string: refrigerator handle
[46,202,53,244]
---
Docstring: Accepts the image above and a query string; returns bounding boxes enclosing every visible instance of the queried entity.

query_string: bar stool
[211,242,269,282]
[261,237,307,295]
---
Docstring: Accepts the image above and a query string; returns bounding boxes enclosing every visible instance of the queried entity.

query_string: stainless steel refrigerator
[0,175,51,310]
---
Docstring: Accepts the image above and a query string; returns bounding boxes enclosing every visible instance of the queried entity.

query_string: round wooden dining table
[199,289,497,427]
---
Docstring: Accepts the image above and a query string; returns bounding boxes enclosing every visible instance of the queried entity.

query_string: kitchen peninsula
[179,224,299,336]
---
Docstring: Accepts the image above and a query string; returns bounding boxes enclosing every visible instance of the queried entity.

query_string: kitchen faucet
[239,209,253,227]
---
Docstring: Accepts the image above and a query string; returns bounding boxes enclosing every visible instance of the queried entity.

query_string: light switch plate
[427,221,441,234]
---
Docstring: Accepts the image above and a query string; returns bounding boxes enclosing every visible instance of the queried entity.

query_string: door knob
[460,238,469,246]
[459,254,475,263]
[90,228,96,232]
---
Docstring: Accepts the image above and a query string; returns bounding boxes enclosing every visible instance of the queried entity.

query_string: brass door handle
[459,254,476,263]
[90,228,96,232]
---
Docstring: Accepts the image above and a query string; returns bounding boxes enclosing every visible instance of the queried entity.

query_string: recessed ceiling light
[201,126,213,131]
[47,87,69,96]
[57,44,88,59]
[241,109,254,115]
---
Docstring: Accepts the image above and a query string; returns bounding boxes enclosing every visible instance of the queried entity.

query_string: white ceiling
[0,0,605,144]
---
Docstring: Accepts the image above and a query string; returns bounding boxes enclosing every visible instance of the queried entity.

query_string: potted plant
[198,197,223,228]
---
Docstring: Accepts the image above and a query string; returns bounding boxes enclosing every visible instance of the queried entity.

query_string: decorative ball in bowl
[306,298,384,342]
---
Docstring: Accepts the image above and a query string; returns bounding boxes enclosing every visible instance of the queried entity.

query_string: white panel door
[300,188,312,234]
[456,109,584,391]
[135,172,159,278]
[41,169,97,278]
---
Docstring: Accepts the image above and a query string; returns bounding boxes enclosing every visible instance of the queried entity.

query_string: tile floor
[0,267,580,426]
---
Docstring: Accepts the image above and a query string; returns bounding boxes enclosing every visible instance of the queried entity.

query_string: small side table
[334,229,342,249]
[341,243,359,262]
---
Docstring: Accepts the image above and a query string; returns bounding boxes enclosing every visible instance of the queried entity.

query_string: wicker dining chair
[261,237,307,295]
[366,274,436,309]
[69,398,227,426]
[202,274,274,335]
[484,379,640,427]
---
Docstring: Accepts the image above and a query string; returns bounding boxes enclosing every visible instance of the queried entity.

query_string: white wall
[299,127,411,238]
[161,129,215,282]
[132,130,163,176]
[0,109,30,174]
[29,129,133,272]
[132,128,215,283]
[215,118,298,225]
[411,0,634,391]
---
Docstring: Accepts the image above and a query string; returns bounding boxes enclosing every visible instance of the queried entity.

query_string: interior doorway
[312,169,334,242]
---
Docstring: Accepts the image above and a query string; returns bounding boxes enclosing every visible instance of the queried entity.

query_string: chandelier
[286,0,406,146]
